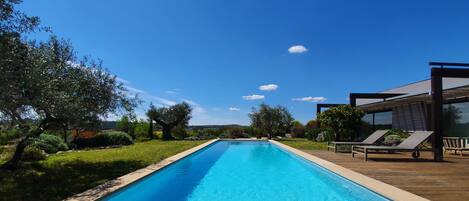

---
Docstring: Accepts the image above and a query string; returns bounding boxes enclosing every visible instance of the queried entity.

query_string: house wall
[392,102,428,131]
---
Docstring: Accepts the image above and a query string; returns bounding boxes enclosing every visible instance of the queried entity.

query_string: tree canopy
[0,0,138,169]
[146,102,192,140]
[249,103,293,139]
[316,105,364,141]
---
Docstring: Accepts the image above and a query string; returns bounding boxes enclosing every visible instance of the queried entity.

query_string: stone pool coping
[270,140,429,201]
[67,139,428,201]
[65,139,219,201]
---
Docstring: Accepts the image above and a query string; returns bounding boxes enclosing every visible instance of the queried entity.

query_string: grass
[276,138,328,150]
[0,140,206,201]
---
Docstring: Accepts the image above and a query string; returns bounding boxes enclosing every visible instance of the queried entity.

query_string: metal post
[431,70,443,161]
[350,94,356,107]
[316,104,321,129]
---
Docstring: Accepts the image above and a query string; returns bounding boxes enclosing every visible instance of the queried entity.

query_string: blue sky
[19,0,469,125]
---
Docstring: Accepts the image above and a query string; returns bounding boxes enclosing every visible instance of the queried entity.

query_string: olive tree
[0,37,137,169]
[316,105,365,141]
[146,102,192,140]
[249,103,293,139]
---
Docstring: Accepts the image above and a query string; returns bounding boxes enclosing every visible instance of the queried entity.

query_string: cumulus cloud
[288,45,308,54]
[292,96,326,102]
[259,84,278,91]
[229,107,240,111]
[242,94,265,100]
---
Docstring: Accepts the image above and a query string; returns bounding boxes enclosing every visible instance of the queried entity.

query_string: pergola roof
[357,78,469,111]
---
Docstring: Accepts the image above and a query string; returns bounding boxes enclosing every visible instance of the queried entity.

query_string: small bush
[226,127,247,138]
[305,128,321,141]
[22,146,47,161]
[172,125,188,139]
[291,121,305,138]
[386,129,410,138]
[383,134,402,146]
[193,130,216,140]
[33,133,68,154]
[72,131,133,148]
[134,121,150,139]
[0,129,21,145]
[0,145,15,162]
[380,129,409,146]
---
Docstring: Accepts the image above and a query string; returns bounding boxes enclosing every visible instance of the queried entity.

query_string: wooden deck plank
[302,150,469,201]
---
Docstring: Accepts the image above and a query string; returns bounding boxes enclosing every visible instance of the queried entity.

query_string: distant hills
[100,121,247,130]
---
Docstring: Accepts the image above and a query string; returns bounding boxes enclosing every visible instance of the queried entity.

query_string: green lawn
[0,140,206,201]
[276,138,328,150]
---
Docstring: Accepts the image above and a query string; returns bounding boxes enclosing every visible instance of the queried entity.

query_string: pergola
[430,62,469,161]
[316,62,469,161]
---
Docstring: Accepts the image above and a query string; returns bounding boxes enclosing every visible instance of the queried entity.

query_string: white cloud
[151,96,177,106]
[229,107,240,111]
[125,86,145,94]
[292,96,327,102]
[182,99,206,115]
[242,94,265,100]
[259,84,278,91]
[288,45,308,54]
[116,77,130,84]
[165,90,177,94]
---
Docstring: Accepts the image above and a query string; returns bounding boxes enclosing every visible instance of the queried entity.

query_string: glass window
[362,113,373,125]
[374,111,392,128]
[443,102,469,137]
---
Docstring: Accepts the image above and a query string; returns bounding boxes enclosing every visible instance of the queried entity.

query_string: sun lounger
[443,137,469,157]
[352,131,433,161]
[327,130,389,152]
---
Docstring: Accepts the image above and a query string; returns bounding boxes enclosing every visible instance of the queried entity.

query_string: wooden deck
[302,150,469,201]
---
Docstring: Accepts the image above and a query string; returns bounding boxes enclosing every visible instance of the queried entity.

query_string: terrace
[298,150,469,201]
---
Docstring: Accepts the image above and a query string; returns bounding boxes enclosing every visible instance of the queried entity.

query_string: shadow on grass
[0,159,146,201]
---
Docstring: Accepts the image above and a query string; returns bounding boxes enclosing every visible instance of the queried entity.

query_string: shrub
[193,129,216,140]
[172,124,188,139]
[22,146,47,161]
[315,128,335,142]
[0,128,21,145]
[305,128,321,141]
[33,133,68,154]
[386,129,409,138]
[134,121,150,139]
[291,121,305,138]
[225,127,247,138]
[383,135,402,146]
[317,105,365,141]
[72,131,133,148]
[0,145,15,162]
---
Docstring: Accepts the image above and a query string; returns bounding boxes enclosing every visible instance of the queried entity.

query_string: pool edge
[65,139,219,201]
[270,140,430,201]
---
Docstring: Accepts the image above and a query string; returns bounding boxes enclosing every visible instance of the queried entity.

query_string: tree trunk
[1,124,46,170]
[1,136,30,170]
[148,120,153,139]
[162,126,174,140]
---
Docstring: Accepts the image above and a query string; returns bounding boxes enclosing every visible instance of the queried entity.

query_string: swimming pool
[102,140,389,201]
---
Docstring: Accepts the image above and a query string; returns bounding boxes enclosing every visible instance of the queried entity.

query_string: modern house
[318,62,469,161]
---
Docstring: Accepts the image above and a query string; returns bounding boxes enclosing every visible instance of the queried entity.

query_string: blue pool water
[103,141,389,201]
